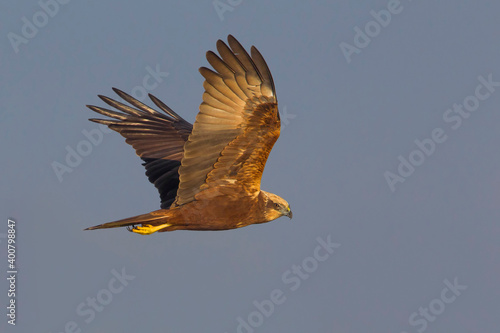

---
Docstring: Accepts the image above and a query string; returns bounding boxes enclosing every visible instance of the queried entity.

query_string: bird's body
[85,35,291,234]
[95,190,285,234]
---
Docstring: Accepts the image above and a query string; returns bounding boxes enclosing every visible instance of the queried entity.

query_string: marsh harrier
[85,35,291,234]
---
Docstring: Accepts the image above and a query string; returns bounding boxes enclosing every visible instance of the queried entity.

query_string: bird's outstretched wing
[174,35,280,206]
[87,88,193,208]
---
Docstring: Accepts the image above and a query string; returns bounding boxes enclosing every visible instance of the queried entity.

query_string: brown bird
[85,35,292,234]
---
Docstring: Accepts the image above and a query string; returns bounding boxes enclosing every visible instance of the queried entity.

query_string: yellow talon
[131,223,171,235]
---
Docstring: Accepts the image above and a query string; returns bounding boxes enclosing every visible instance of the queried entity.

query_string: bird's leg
[130,223,172,235]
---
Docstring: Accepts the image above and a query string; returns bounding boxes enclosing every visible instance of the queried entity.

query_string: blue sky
[1,1,500,332]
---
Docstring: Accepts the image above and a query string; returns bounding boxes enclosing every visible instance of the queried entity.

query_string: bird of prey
[85,35,292,234]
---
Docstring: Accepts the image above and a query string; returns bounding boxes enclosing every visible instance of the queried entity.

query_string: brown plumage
[85,35,292,234]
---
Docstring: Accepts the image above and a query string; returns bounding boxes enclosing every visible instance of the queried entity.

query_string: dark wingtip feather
[148,93,181,119]
[250,45,276,96]
[112,87,125,96]
[86,105,129,120]
[89,118,116,126]
[111,87,160,115]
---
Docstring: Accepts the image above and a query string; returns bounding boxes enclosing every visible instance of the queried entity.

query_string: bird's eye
[274,203,280,209]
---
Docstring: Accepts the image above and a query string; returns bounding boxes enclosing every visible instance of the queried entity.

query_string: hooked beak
[285,208,293,219]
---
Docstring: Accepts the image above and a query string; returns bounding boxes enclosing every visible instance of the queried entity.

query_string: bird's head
[262,191,293,221]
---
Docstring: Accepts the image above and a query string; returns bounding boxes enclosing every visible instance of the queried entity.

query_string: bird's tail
[84,209,169,230]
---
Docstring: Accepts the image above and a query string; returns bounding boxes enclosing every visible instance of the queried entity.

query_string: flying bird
[85,35,291,234]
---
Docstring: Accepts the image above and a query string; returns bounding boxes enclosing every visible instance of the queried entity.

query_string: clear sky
[1,0,500,332]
